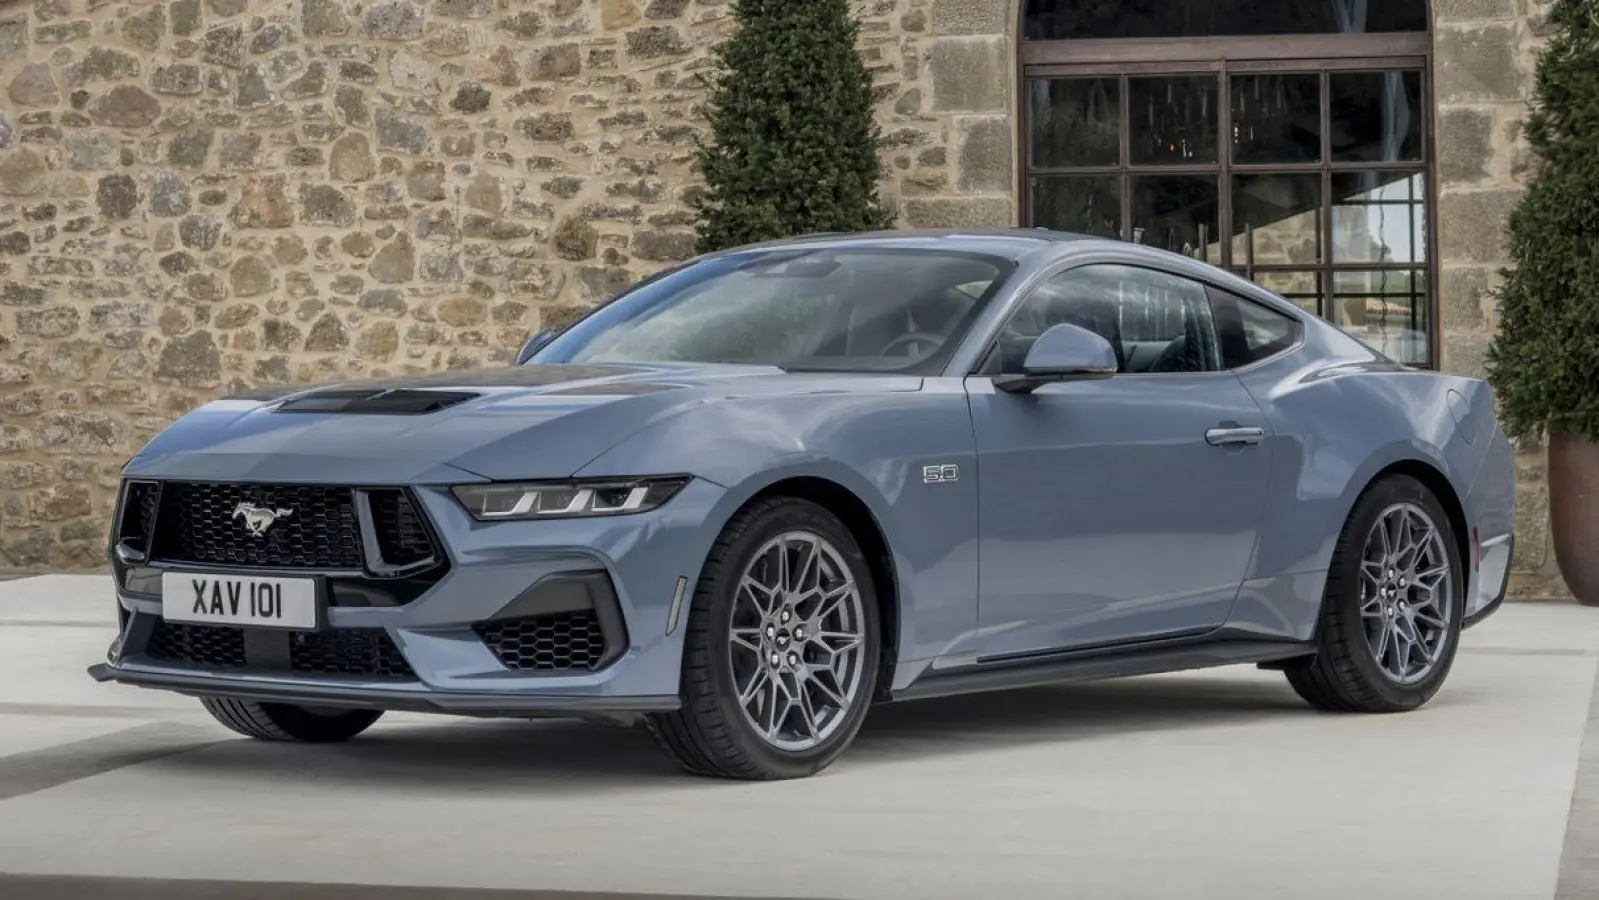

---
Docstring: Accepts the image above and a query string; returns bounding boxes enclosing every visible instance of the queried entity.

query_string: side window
[1209,288,1301,369]
[990,264,1223,374]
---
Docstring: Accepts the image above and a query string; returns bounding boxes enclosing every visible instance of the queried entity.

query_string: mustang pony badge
[232,502,294,537]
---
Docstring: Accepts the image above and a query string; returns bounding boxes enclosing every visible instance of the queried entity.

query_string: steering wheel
[880,332,944,359]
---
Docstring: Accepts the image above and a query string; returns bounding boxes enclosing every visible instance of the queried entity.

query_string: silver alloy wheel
[1360,502,1455,685]
[729,531,869,752]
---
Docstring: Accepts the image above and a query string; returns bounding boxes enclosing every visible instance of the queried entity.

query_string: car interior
[797,258,1004,366]
[989,270,1225,375]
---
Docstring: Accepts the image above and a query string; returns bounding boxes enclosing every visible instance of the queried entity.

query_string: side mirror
[994,323,1118,394]
[514,328,558,366]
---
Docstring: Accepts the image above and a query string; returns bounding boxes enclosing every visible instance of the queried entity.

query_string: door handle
[1205,426,1264,447]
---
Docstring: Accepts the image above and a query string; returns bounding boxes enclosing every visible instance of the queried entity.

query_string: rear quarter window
[1210,287,1301,369]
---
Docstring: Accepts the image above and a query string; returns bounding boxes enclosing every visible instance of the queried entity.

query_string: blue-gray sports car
[89,229,1516,780]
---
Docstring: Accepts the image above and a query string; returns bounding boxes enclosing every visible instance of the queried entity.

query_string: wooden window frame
[1016,30,1440,369]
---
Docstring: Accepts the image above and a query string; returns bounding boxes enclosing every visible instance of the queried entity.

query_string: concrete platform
[1,575,1596,900]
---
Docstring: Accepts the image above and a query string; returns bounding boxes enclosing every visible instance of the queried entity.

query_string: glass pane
[1129,76,1219,165]
[1023,0,1429,40]
[1231,74,1322,164]
[1330,71,1423,162]
[1029,78,1121,168]
[1031,176,1121,239]
[1331,171,1426,264]
[1332,270,1428,365]
[1131,175,1219,261]
[1232,174,1322,265]
[1246,270,1321,315]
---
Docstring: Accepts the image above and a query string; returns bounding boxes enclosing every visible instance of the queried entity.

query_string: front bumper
[91,478,730,715]
[85,663,678,717]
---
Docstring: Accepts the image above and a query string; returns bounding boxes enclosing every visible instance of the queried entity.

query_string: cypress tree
[690,0,896,254]
[1486,0,1599,441]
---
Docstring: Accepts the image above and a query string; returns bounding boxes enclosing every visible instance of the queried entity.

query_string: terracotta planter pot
[1548,428,1599,606]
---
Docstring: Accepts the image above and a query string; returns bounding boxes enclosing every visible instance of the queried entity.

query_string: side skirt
[887,631,1317,703]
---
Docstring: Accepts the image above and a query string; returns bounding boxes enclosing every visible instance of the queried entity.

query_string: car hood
[124,362,920,484]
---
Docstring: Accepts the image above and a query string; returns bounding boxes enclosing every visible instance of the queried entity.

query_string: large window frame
[1017,28,1439,369]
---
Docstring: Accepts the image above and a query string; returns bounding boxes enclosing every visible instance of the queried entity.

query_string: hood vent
[273,388,480,415]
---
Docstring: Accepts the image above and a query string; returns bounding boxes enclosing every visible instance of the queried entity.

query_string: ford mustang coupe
[90,229,1516,780]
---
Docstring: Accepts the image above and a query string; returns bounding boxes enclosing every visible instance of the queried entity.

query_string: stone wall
[0,0,1569,597]
[1433,0,1567,597]
[0,0,1000,570]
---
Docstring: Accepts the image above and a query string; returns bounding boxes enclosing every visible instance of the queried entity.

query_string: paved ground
[1,575,1597,900]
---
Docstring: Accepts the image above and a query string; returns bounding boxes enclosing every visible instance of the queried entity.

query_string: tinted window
[1023,0,1428,41]
[532,248,1012,375]
[992,264,1222,375]
[1210,287,1301,368]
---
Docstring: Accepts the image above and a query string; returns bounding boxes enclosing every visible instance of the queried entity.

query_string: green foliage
[1486,0,1599,441]
[690,0,896,254]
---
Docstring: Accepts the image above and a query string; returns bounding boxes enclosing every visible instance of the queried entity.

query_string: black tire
[200,698,384,743]
[646,497,882,780]
[1288,474,1466,713]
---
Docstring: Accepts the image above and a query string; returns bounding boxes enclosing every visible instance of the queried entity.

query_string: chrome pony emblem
[232,502,294,537]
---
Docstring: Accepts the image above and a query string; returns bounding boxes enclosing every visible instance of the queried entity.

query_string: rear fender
[1228,355,1490,641]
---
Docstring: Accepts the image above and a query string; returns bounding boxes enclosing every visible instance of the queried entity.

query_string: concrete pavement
[1,575,1597,900]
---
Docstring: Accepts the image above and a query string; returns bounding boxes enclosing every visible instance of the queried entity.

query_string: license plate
[161,573,320,631]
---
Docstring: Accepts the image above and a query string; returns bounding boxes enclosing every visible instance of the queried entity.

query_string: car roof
[706,228,1313,320]
[720,228,1097,263]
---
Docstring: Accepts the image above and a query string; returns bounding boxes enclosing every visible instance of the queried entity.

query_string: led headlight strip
[453,477,690,521]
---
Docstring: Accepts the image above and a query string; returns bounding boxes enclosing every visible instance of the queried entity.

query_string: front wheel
[647,497,881,780]
[201,698,384,743]
[1288,474,1465,713]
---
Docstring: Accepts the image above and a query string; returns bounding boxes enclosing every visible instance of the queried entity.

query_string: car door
[964,262,1275,659]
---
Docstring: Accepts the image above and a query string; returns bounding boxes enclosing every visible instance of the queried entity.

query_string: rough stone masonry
[0,0,1005,569]
[0,0,1571,598]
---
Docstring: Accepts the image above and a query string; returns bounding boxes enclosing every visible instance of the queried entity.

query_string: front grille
[151,483,363,570]
[289,627,415,678]
[144,620,415,680]
[475,610,609,672]
[146,618,246,669]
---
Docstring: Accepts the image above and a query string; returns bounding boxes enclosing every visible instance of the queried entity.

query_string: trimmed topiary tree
[690,0,896,254]
[1485,0,1599,604]
[1486,0,1599,441]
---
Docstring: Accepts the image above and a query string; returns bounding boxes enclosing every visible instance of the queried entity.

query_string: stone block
[1437,189,1521,263]
[1435,24,1525,103]
[956,116,1013,194]
[1513,480,1550,572]
[1437,108,1494,184]
[902,197,1015,229]
[930,36,1010,114]
[1439,265,1490,330]
[154,332,223,388]
[931,0,1009,35]
[1433,0,1518,19]
[1439,329,1490,380]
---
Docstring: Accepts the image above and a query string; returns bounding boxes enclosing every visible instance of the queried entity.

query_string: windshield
[529,247,1014,374]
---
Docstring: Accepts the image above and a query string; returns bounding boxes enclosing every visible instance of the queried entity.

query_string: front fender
[574,384,983,675]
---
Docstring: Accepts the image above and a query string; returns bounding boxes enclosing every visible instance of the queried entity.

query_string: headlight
[452,477,690,521]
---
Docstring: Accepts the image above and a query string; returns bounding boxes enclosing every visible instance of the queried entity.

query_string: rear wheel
[1288,475,1465,713]
[201,698,383,743]
[647,497,881,780]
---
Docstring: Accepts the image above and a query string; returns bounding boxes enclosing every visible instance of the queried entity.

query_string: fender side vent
[274,389,480,415]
